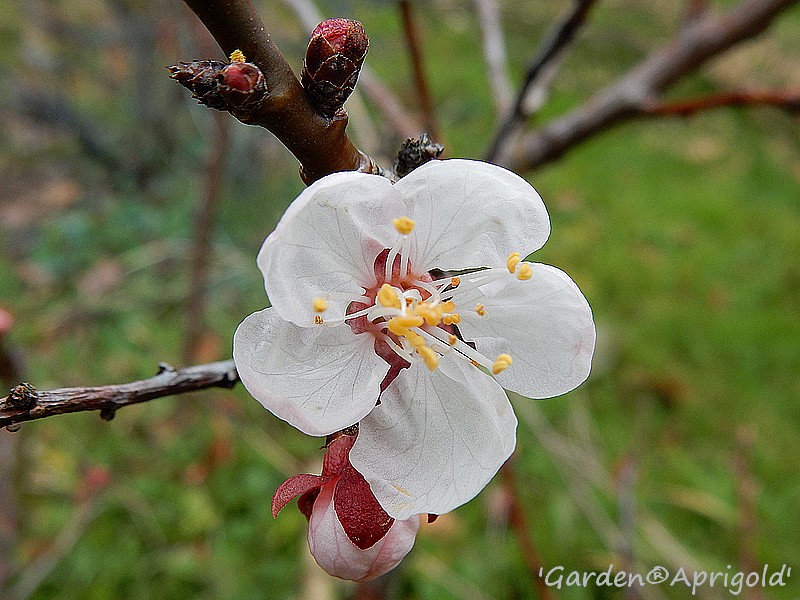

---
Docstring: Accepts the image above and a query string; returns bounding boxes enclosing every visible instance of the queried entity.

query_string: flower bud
[308,484,419,582]
[301,18,369,118]
[217,61,267,110]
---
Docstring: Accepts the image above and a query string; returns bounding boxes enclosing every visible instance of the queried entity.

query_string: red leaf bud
[301,18,369,117]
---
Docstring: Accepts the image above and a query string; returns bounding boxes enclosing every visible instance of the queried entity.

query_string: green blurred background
[1,0,799,598]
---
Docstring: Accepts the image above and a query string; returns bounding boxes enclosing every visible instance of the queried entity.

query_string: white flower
[234,159,595,520]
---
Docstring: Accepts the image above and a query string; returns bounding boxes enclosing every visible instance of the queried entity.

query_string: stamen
[475,304,487,317]
[421,325,494,370]
[377,284,402,309]
[450,277,461,287]
[506,252,521,274]
[492,354,513,375]
[313,297,328,312]
[448,334,457,346]
[416,345,439,370]
[393,217,416,235]
[387,314,424,337]
[314,315,324,325]
[516,263,533,281]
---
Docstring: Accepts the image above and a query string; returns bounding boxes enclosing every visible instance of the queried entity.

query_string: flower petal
[308,484,419,582]
[350,353,517,520]
[233,308,388,436]
[394,159,550,273]
[458,263,595,399]
[258,171,405,326]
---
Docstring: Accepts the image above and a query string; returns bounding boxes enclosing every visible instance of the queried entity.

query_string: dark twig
[500,461,554,600]
[179,0,379,183]
[398,0,440,141]
[641,89,800,116]
[184,111,230,363]
[486,0,597,162]
[0,361,239,428]
[473,0,513,115]
[500,0,800,172]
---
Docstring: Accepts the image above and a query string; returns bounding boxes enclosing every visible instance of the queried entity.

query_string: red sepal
[272,473,333,518]
[334,465,393,550]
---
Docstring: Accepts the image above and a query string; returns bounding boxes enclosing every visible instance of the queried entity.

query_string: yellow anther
[406,331,426,348]
[450,277,461,287]
[377,284,402,309]
[443,313,461,325]
[492,354,513,375]
[516,263,533,281]
[314,315,324,325]
[448,334,457,346]
[405,297,414,306]
[393,217,416,235]
[441,301,456,313]
[229,49,246,63]
[506,252,521,274]
[387,314,424,337]
[475,304,487,317]
[313,297,328,312]
[416,302,442,326]
[416,345,439,371]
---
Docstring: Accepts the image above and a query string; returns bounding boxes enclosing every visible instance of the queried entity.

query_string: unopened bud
[217,61,267,110]
[301,18,369,118]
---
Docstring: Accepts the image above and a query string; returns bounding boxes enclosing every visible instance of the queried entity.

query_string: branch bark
[497,0,799,172]
[0,360,238,429]
[181,0,378,182]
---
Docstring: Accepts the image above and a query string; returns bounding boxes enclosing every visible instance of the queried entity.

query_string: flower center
[311,217,529,377]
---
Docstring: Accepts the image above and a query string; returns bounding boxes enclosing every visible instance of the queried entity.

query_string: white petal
[394,159,550,273]
[308,484,420,582]
[258,171,405,326]
[458,263,595,399]
[233,308,388,436]
[350,353,517,520]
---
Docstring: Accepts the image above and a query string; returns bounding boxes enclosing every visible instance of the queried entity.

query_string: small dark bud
[394,133,444,178]
[168,54,267,114]
[168,60,229,110]
[8,382,39,409]
[301,18,369,118]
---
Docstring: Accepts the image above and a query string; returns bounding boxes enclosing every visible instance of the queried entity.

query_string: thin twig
[398,0,440,140]
[486,0,597,162]
[500,461,554,600]
[500,0,800,172]
[641,89,800,116]
[184,110,230,363]
[180,0,379,182]
[473,0,513,116]
[0,360,239,428]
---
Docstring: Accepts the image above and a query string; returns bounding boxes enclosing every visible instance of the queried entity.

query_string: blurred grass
[1,0,799,598]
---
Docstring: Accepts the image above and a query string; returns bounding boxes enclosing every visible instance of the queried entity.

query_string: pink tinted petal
[272,473,333,518]
[334,465,393,549]
[350,353,517,520]
[233,308,388,436]
[394,159,550,273]
[458,263,596,398]
[257,171,405,326]
[308,484,419,582]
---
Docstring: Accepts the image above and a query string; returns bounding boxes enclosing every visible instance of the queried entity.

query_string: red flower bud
[217,61,267,110]
[301,18,369,118]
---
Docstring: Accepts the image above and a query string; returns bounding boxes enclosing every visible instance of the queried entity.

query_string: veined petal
[350,353,517,520]
[308,484,420,582]
[233,308,388,436]
[258,171,404,326]
[394,159,550,273]
[458,263,595,399]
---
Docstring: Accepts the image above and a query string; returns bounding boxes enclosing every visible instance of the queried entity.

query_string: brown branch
[499,0,800,172]
[0,360,239,429]
[399,0,440,140]
[499,461,554,600]
[486,0,597,162]
[180,0,378,183]
[642,89,800,116]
